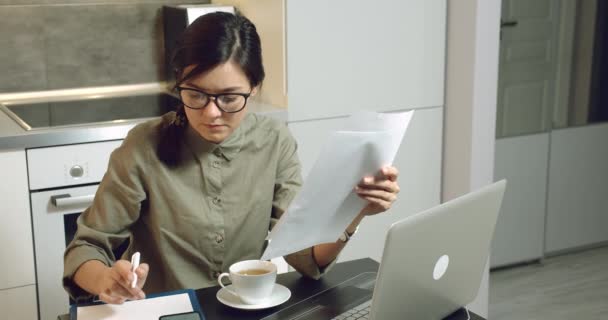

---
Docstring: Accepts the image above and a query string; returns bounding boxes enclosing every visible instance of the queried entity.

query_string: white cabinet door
[0,285,37,320]
[0,150,35,290]
[286,0,446,121]
[546,123,608,253]
[492,133,549,267]
[288,107,443,261]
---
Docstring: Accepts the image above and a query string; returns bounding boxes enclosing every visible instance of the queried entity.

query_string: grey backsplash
[7,93,181,128]
[0,6,47,92]
[49,94,176,126]
[0,0,210,93]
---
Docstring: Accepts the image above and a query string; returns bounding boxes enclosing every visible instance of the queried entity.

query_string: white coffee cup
[217,260,277,305]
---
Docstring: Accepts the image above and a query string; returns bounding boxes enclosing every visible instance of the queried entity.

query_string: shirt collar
[184,114,250,161]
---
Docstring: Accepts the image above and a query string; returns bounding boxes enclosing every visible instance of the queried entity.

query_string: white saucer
[216,284,291,310]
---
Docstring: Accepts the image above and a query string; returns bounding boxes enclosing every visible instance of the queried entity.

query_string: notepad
[70,289,203,320]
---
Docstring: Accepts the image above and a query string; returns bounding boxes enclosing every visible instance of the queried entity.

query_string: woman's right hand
[93,260,149,304]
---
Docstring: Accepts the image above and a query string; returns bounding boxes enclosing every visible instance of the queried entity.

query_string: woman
[63,12,400,304]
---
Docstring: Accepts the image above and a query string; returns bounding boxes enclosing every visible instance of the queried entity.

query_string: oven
[0,84,181,320]
[27,140,122,320]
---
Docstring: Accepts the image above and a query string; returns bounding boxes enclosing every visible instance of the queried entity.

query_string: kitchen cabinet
[0,149,35,290]
[0,285,38,320]
[289,107,443,262]
[491,133,549,267]
[492,123,608,264]
[545,123,608,253]
[285,0,446,121]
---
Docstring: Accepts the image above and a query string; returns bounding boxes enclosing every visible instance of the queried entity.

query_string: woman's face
[180,61,256,144]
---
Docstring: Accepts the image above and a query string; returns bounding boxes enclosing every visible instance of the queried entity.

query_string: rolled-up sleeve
[63,129,148,300]
[271,125,337,279]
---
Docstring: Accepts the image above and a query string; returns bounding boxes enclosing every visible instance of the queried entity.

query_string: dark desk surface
[60,258,485,320]
[196,258,485,320]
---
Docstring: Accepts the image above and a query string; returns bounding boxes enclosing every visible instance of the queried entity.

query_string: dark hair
[158,12,265,166]
[173,11,265,88]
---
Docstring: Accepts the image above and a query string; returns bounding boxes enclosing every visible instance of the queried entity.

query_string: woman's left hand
[355,166,400,216]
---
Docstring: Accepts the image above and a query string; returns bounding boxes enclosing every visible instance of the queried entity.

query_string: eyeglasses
[176,87,251,113]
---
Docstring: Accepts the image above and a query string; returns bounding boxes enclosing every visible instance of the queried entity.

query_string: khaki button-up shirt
[63,112,335,300]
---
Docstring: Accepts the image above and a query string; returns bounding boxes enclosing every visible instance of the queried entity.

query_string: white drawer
[27,140,123,190]
[0,285,38,320]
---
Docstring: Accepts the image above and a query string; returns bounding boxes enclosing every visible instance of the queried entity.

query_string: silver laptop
[364,179,506,319]
[263,180,506,320]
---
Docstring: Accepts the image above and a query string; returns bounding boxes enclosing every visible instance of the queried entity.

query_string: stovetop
[1,92,180,131]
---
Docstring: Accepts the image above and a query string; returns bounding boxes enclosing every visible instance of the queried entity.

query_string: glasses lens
[217,94,246,112]
[180,89,208,109]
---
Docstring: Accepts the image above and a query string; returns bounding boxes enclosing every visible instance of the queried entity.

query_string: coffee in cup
[237,268,270,276]
[217,260,277,304]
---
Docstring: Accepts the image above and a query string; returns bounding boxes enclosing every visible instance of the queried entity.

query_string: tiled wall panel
[0,0,210,93]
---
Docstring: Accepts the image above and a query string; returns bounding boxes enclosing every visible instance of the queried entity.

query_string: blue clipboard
[69,289,204,320]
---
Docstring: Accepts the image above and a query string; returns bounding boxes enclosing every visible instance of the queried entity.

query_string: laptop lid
[369,180,506,319]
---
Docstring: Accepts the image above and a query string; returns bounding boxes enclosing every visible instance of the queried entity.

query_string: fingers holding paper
[356,166,400,216]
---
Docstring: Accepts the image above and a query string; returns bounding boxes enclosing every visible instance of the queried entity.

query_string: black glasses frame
[176,87,252,113]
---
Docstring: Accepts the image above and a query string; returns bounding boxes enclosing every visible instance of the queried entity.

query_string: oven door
[30,184,97,320]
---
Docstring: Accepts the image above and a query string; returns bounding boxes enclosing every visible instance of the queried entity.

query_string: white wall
[443,0,501,317]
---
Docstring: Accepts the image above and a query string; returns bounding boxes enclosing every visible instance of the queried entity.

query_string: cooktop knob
[69,165,84,178]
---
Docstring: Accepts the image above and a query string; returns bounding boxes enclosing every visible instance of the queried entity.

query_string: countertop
[0,86,287,151]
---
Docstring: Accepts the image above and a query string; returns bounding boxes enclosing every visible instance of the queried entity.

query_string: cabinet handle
[500,20,518,28]
[51,194,95,208]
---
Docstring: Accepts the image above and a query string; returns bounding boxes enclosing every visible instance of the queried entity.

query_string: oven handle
[50,194,95,208]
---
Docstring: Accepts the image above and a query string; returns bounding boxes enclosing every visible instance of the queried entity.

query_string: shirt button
[212,197,221,205]
[212,160,221,168]
[212,271,221,279]
[215,234,224,244]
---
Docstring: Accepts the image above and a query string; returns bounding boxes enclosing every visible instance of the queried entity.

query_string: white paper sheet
[261,110,414,260]
[76,293,194,320]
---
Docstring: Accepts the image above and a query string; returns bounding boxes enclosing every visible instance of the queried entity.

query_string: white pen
[130,252,140,288]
